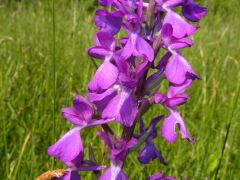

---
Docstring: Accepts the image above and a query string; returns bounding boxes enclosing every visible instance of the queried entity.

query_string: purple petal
[154,93,167,104]
[88,61,119,92]
[147,172,177,180]
[150,115,164,129]
[169,37,194,50]
[161,23,173,45]
[85,119,115,129]
[47,128,83,168]
[165,54,196,85]
[138,142,157,164]
[88,46,111,59]
[167,80,192,97]
[94,32,116,51]
[114,58,131,75]
[56,170,80,180]
[113,0,131,14]
[124,14,142,33]
[163,10,199,38]
[61,95,93,126]
[126,137,138,149]
[137,0,143,17]
[147,116,164,140]
[99,0,113,7]
[87,88,117,111]
[165,94,189,107]
[102,88,137,127]
[182,0,207,22]
[119,37,128,47]
[121,34,154,62]
[110,140,134,161]
[135,60,149,78]
[147,172,163,180]
[161,23,194,50]
[156,52,172,72]
[161,109,194,143]
[94,10,123,35]
[119,36,133,61]
[115,59,136,88]
[118,74,136,89]
[155,147,167,165]
[162,0,184,8]
[100,161,128,180]
[99,167,128,180]
[134,34,154,61]
[98,132,136,161]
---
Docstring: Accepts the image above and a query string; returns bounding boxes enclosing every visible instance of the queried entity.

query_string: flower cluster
[45,0,206,179]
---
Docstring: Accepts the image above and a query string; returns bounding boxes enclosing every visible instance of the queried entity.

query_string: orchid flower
[42,0,206,179]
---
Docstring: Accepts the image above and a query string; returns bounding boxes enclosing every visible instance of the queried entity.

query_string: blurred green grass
[0,0,239,179]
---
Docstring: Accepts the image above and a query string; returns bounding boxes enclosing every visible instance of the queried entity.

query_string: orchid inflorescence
[45,0,206,179]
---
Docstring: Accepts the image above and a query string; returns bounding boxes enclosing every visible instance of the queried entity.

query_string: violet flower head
[42,0,206,179]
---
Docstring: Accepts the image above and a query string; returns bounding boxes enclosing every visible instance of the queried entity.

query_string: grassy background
[0,0,239,179]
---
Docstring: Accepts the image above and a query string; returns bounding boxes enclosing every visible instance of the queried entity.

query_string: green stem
[51,0,56,168]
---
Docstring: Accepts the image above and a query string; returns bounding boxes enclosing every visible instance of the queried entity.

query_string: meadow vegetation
[0,0,239,179]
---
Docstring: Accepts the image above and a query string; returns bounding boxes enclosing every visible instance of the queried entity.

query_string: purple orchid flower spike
[61,95,114,127]
[44,0,206,179]
[182,0,207,22]
[161,108,194,144]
